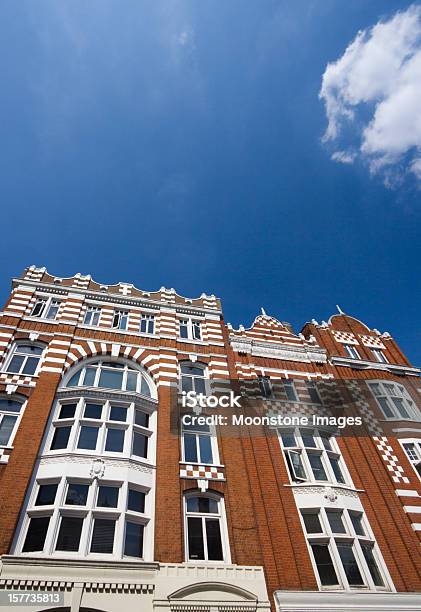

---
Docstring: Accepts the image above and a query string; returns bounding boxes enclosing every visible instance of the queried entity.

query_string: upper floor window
[283,380,298,401]
[184,493,229,562]
[182,421,218,465]
[180,362,207,394]
[20,477,149,559]
[65,360,152,397]
[83,307,101,326]
[0,398,24,446]
[258,376,273,399]
[401,440,421,479]
[344,345,360,359]
[368,381,418,420]
[280,428,348,486]
[301,507,388,591]
[306,381,322,404]
[372,349,388,364]
[139,314,154,335]
[179,319,202,341]
[48,397,152,460]
[4,344,44,376]
[112,310,128,331]
[30,297,60,321]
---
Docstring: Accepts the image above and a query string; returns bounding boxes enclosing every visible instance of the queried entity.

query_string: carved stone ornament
[90,458,105,479]
[324,487,338,503]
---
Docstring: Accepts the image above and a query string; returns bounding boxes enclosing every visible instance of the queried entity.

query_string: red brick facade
[0,267,420,612]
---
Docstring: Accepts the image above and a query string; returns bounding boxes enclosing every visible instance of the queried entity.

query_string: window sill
[284,482,364,493]
[179,461,225,468]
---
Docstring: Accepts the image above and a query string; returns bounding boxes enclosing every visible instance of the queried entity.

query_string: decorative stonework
[229,336,327,364]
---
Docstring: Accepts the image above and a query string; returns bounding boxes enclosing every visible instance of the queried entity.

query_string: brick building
[0,266,420,612]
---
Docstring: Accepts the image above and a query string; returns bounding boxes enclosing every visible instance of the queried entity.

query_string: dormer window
[344,345,360,359]
[372,349,388,364]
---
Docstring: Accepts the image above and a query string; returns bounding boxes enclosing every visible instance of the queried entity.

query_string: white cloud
[331,150,356,164]
[320,5,421,184]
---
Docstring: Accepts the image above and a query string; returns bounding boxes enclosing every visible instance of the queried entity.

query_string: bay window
[368,381,418,420]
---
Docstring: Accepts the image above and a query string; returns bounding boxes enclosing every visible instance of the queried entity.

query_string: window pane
[97,486,119,508]
[0,415,17,445]
[22,517,50,552]
[0,399,22,412]
[391,398,410,419]
[58,404,77,419]
[194,377,206,395]
[6,355,24,373]
[337,543,364,586]
[302,513,323,533]
[35,484,58,506]
[46,302,59,320]
[77,426,99,450]
[198,435,213,464]
[301,431,317,447]
[378,398,394,419]
[181,364,204,376]
[284,381,297,401]
[308,454,328,480]
[83,367,96,386]
[22,357,39,375]
[109,406,127,422]
[132,432,148,458]
[105,428,125,452]
[56,517,83,552]
[50,426,71,450]
[124,522,144,557]
[67,372,80,387]
[311,543,339,586]
[281,431,296,448]
[287,451,307,480]
[181,376,193,393]
[329,457,345,484]
[187,517,204,560]
[350,513,365,536]
[186,496,218,514]
[140,377,151,396]
[320,433,333,451]
[126,371,137,391]
[206,518,223,560]
[98,369,124,390]
[184,434,198,462]
[84,403,102,419]
[128,489,145,513]
[65,483,89,505]
[17,345,43,355]
[180,323,189,338]
[183,422,211,433]
[90,518,116,553]
[135,410,149,428]
[326,511,346,533]
[361,543,384,587]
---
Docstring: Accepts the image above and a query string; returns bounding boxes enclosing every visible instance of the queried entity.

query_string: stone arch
[169,580,258,602]
[63,339,159,382]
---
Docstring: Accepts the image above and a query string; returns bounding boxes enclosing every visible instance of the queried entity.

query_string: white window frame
[139,314,155,335]
[183,492,230,563]
[3,342,44,377]
[368,381,419,421]
[46,397,154,462]
[400,438,421,481]
[179,318,202,341]
[29,296,61,321]
[179,362,209,395]
[0,396,26,448]
[279,428,351,487]
[344,344,360,359]
[258,375,273,399]
[112,310,129,331]
[17,477,151,560]
[83,306,101,327]
[181,421,220,466]
[372,349,388,364]
[300,507,391,592]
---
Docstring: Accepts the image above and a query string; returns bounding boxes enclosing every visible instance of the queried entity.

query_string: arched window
[4,344,44,376]
[0,397,25,447]
[180,362,208,394]
[14,358,157,561]
[184,493,229,562]
[65,359,152,397]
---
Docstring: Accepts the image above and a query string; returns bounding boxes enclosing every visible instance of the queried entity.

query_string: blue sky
[1,1,420,364]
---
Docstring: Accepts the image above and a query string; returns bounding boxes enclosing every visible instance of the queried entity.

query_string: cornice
[330,356,420,376]
[229,335,327,364]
